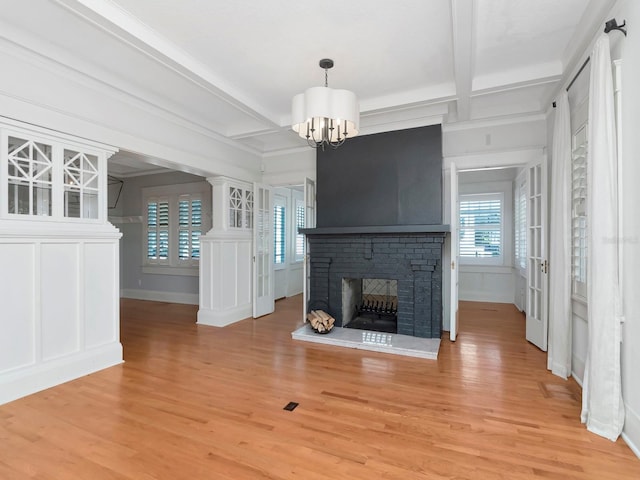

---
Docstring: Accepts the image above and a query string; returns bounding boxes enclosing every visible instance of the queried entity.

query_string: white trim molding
[622,404,640,459]
[121,289,199,305]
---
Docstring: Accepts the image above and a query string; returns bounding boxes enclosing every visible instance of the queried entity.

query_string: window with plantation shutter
[147,198,170,263]
[571,123,587,298]
[178,196,202,260]
[459,193,503,265]
[142,182,211,274]
[514,171,527,272]
[273,204,285,265]
[294,199,305,262]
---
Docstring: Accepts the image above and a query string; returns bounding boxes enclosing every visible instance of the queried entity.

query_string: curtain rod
[552,18,626,108]
[552,57,590,108]
[565,57,591,92]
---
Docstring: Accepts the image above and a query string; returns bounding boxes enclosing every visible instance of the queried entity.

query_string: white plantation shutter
[191,198,202,259]
[143,182,210,270]
[273,204,285,264]
[459,193,503,263]
[178,196,202,261]
[572,123,588,298]
[515,172,527,271]
[294,199,305,262]
[147,198,170,263]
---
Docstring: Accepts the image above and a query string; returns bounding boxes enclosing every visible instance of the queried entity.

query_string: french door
[525,157,548,350]
[252,183,274,318]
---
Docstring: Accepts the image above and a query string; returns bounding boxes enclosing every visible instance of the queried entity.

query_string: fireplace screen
[342,278,398,333]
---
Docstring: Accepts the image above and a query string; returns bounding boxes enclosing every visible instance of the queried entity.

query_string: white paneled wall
[197,176,253,327]
[0,228,122,404]
[198,232,252,326]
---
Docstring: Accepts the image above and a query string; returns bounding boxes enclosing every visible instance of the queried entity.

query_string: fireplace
[342,278,398,333]
[303,229,446,338]
[305,125,447,339]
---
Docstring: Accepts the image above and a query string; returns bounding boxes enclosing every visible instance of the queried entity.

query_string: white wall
[0,34,262,183]
[458,169,517,303]
[607,0,640,456]
[262,149,316,186]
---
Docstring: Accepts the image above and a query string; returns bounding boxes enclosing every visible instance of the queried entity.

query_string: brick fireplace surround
[302,226,447,339]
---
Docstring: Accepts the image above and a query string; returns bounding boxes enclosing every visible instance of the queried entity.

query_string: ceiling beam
[450,0,475,122]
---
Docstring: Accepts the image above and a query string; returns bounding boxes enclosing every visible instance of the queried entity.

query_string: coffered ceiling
[1,0,615,164]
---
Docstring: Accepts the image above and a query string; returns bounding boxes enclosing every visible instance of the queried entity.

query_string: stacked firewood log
[307,310,335,333]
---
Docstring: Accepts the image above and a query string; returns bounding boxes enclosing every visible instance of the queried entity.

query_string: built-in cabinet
[0,118,122,405]
[198,176,253,326]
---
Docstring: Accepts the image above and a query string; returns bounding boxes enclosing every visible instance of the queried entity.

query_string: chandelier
[291,59,359,150]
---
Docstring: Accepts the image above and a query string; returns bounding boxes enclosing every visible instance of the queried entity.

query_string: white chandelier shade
[291,85,359,148]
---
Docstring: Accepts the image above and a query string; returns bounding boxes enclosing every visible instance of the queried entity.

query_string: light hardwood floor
[1,297,638,479]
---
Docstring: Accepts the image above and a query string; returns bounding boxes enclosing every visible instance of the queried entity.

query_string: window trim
[459,192,504,266]
[142,181,210,274]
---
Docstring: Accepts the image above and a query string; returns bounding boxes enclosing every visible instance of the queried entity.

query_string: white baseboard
[571,353,586,385]
[121,288,199,305]
[622,404,640,459]
[459,291,514,303]
[197,304,252,327]
[0,342,123,405]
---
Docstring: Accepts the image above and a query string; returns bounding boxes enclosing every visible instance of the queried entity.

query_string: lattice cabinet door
[1,119,116,223]
[6,136,53,217]
[63,149,100,219]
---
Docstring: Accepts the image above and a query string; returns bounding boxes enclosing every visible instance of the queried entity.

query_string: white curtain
[547,91,572,379]
[581,34,624,441]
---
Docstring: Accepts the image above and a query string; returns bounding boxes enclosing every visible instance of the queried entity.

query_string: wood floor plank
[0,297,638,479]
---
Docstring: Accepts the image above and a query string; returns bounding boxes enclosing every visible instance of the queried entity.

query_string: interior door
[253,183,274,318]
[449,163,459,341]
[526,157,548,350]
[302,177,316,322]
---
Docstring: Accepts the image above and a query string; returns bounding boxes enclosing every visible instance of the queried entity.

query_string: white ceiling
[3,0,614,173]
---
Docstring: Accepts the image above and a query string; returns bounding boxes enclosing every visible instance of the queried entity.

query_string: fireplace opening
[342,278,398,334]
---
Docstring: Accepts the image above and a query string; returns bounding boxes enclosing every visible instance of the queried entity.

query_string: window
[514,171,527,272]
[143,182,210,274]
[273,203,285,265]
[294,198,305,262]
[459,193,503,264]
[146,199,169,261]
[571,123,587,298]
[178,196,202,260]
